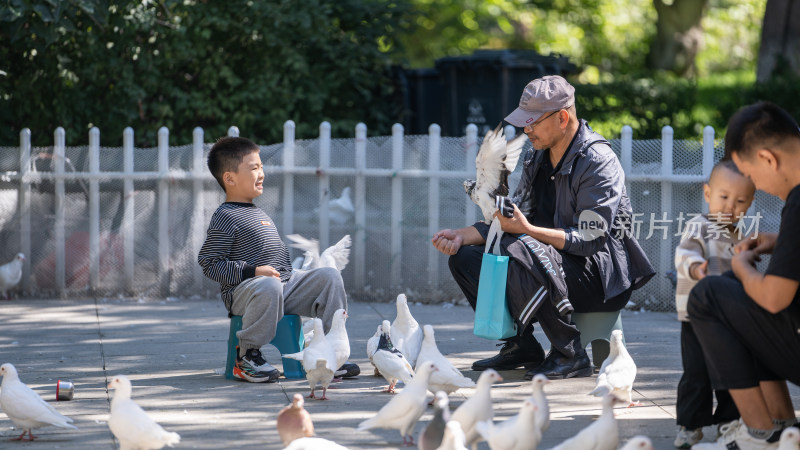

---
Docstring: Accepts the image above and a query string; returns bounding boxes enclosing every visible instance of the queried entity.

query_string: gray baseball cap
[504,75,575,127]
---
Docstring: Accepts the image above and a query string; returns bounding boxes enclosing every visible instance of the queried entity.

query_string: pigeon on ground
[475,398,540,450]
[392,293,423,367]
[372,320,414,393]
[548,394,620,450]
[0,253,24,299]
[277,393,315,446]
[326,309,351,376]
[418,391,451,450]
[357,361,438,447]
[324,187,355,225]
[416,324,475,395]
[366,323,382,376]
[107,375,180,449]
[588,330,639,407]
[463,125,527,223]
[451,369,503,449]
[0,362,77,441]
[530,373,551,432]
[285,318,337,400]
[780,427,800,450]
[437,421,469,450]
[619,435,654,450]
[286,234,351,271]
[283,436,350,450]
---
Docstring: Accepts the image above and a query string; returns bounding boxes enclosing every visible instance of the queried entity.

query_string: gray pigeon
[418,391,451,450]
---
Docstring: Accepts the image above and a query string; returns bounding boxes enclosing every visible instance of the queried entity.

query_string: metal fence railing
[0,122,782,311]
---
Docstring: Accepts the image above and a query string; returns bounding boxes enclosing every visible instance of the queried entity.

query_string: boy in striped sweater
[673,159,755,447]
[198,137,356,382]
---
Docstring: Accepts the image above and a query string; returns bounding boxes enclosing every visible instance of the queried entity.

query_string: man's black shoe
[524,348,592,380]
[334,361,360,378]
[471,336,545,371]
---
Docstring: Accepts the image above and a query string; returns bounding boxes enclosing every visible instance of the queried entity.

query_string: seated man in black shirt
[431,75,654,380]
[688,102,800,450]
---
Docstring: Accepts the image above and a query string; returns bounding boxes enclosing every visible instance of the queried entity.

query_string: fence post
[660,125,674,298]
[54,127,66,293]
[157,127,170,296]
[283,121,295,238]
[19,129,31,292]
[621,125,633,204]
[354,123,367,292]
[192,127,205,292]
[428,124,441,288]
[123,127,135,293]
[227,126,239,137]
[390,123,404,288]
[504,124,515,139]
[702,126,715,216]
[89,127,100,290]
[318,122,331,250]
[465,124,478,226]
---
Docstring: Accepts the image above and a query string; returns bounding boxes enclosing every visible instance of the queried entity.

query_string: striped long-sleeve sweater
[198,202,292,313]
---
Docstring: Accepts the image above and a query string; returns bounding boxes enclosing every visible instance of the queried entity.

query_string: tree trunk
[647,0,709,76]
[757,0,800,82]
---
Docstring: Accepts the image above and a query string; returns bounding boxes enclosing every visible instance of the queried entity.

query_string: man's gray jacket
[512,119,654,303]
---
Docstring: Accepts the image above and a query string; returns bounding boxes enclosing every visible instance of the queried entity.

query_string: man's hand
[432,229,464,256]
[734,232,777,255]
[689,260,708,280]
[494,204,531,235]
[255,265,280,278]
[733,249,761,270]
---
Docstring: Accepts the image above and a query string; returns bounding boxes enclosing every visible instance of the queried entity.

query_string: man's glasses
[527,110,559,130]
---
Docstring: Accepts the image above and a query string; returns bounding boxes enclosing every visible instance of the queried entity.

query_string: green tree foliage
[0,0,412,146]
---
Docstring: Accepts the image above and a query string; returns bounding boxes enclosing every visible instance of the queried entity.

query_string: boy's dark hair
[708,159,743,183]
[207,137,260,190]
[724,101,800,160]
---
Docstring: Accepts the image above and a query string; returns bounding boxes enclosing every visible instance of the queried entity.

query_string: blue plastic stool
[225,314,306,380]
[572,311,624,368]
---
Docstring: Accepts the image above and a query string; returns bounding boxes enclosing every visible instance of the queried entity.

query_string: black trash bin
[402,50,578,136]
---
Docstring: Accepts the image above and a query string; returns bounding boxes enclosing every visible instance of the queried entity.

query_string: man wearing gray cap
[432,75,654,379]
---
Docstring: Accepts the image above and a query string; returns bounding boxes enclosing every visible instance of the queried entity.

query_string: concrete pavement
[0,297,798,449]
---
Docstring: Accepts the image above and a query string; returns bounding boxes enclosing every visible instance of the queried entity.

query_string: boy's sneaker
[675,426,703,448]
[233,348,279,383]
[692,419,778,449]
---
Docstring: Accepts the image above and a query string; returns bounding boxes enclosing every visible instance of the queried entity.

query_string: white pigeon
[619,435,654,450]
[416,324,475,395]
[392,293,423,367]
[284,436,350,450]
[286,234,351,271]
[327,187,355,225]
[0,362,77,441]
[0,253,24,299]
[371,320,414,393]
[326,308,351,375]
[107,375,181,450]
[530,373,551,432]
[437,421,469,450]
[357,361,438,447]
[588,329,639,407]
[475,398,540,450]
[780,427,800,450]
[451,369,503,449]
[548,394,619,450]
[463,125,527,223]
[366,323,382,375]
[285,318,337,400]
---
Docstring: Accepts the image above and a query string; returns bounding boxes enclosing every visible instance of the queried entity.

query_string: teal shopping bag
[473,221,517,340]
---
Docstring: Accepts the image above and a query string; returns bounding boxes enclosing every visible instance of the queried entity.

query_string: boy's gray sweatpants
[230,266,347,354]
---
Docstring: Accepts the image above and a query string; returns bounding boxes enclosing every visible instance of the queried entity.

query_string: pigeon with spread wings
[463,125,527,223]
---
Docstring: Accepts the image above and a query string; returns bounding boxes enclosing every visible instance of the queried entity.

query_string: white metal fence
[0,122,782,310]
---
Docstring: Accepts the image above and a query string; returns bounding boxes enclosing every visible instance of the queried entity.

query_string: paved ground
[0,297,798,449]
